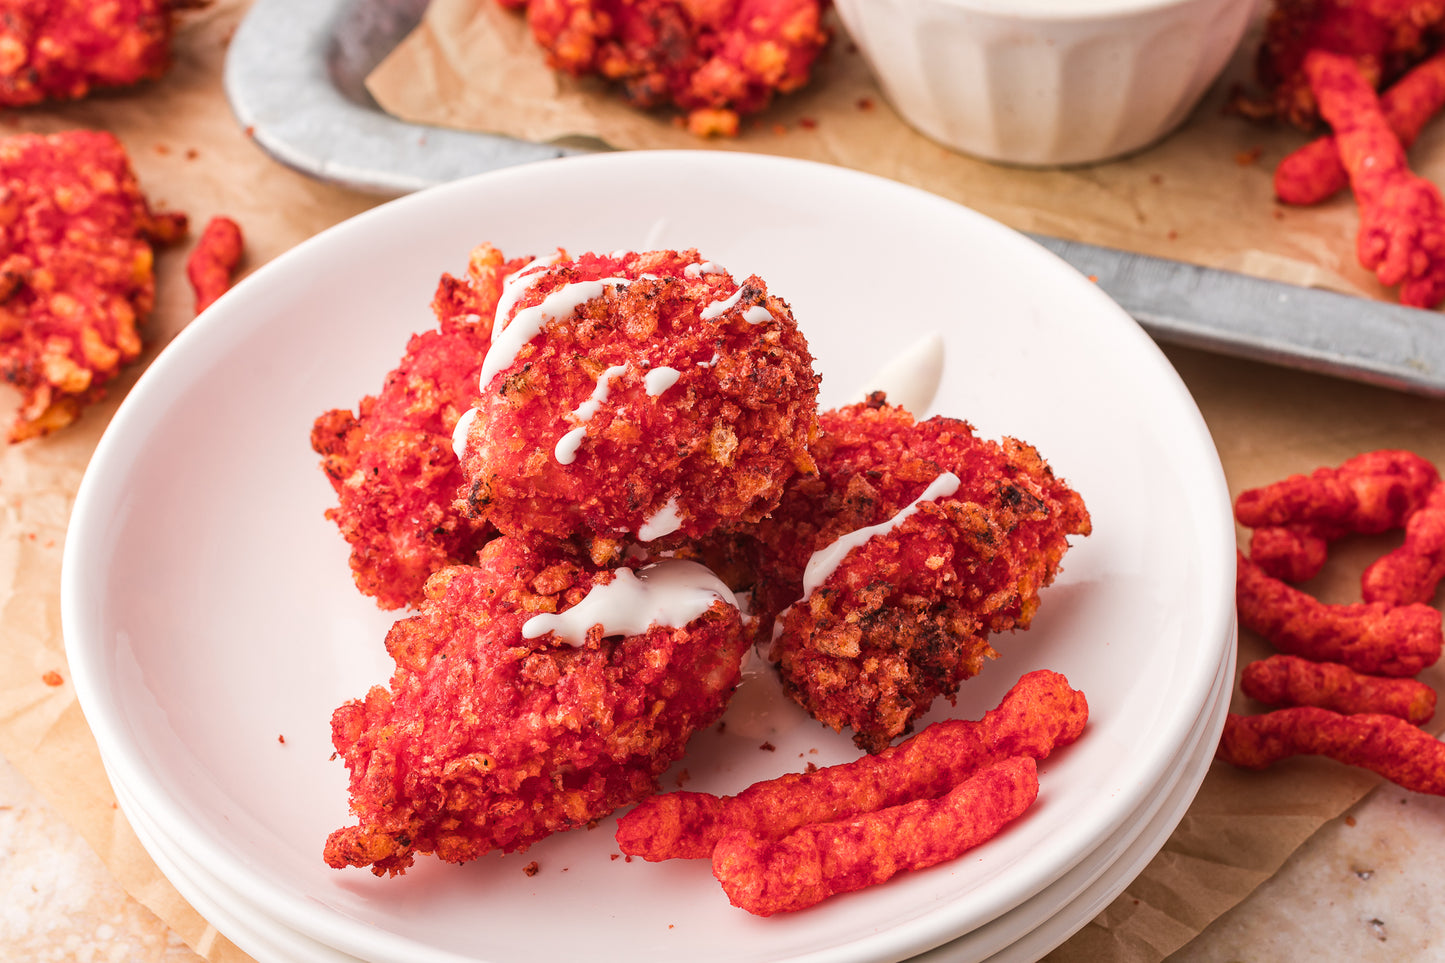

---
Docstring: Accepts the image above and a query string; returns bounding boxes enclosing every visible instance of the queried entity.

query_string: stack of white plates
[63,153,1237,963]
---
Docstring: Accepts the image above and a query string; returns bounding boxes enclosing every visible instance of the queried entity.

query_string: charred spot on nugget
[455,249,820,545]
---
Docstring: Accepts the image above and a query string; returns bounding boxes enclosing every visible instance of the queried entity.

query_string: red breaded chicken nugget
[457,249,819,550]
[325,536,749,875]
[0,129,185,442]
[311,244,526,609]
[0,0,178,106]
[753,397,1091,753]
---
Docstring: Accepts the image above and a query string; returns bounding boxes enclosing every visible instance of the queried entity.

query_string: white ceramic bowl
[834,0,1259,166]
[63,151,1236,963]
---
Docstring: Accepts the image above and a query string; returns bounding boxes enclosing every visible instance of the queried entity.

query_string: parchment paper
[3,2,1445,963]
[365,0,1442,306]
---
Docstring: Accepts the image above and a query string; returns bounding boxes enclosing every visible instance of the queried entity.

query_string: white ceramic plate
[106,624,1235,963]
[63,151,1235,963]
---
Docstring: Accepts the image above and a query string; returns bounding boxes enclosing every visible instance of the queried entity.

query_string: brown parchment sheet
[2,1,1445,962]
[365,0,1445,306]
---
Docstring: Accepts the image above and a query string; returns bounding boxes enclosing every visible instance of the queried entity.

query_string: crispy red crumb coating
[311,244,526,609]
[504,0,829,136]
[324,537,749,875]
[459,249,819,548]
[0,0,176,106]
[753,397,1091,753]
[0,129,185,442]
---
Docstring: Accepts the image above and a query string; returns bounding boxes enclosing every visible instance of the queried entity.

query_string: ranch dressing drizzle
[555,363,629,465]
[800,472,961,598]
[742,305,773,325]
[479,277,632,390]
[644,366,681,396]
[699,288,744,320]
[492,253,558,332]
[521,559,737,647]
[683,260,726,278]
[451,407,478,461]
[638,495,684,541]
[856,332,946,417]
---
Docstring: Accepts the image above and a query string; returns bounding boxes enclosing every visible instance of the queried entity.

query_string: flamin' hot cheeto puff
[1238,449,1439,581]
[0,0,177,106]
[186,216,243,314]
[615,669,1086,861]
[1362,479,1445,606]
[1236,551,1442,677]
[0,129,185,442]
[1217,708,1445,795]
[712,757,1038,916]
[1241,654,1436,725]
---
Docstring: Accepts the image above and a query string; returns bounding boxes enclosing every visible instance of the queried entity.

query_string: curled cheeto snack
[186,216,244,314]
[1362,479,1445,606]
[711,757,1038,916]
[1235,550,1443,677]
[1304,50,1445,308]
[1276,50,1445,206]
[1240,654,1436,725]
[1236,449,1439,582]
[615,669,1087,861]
[1217,708,1445,795]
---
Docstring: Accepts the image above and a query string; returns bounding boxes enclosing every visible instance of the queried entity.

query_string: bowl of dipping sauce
[834,0,1258,166]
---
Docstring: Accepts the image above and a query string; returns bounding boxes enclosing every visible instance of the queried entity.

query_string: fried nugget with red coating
[0,129,185,442]
[458,249,819,548]
[311,244,526,608]
[1238,449,1438,581]
[325,536,749,876]
[712,756,1038,916]
[1307,49,1445,307]
[511,0,829,136]
[0,0,178,106]
[186,215,242,314]
[615,668,1086,861]
[1241,654,1436,724]
[1362,479,1445,605]
[1236,550,1442,676]
[752,398,1090,752]
[1276,50,1445,206]
[1217,707,1445,794]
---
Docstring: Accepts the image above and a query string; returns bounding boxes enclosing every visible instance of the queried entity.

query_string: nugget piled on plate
[317,244,1089,881]
[0,0,179,106]
[0,129,185,442]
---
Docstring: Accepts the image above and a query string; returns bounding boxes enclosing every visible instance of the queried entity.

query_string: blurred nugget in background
[0,129,186,442]
[0,0,183,106]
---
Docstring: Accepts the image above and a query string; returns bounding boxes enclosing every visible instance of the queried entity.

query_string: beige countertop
[4,2,1445,961]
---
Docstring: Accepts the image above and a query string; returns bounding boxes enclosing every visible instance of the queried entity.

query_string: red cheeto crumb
[41,670,63,687]
[186,216,244,314]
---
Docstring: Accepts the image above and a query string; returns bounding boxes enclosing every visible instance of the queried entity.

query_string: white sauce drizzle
[521,560,736,647]
[700,288,745,321]
[698,352,720,368]
[555,363,628,465]
[479,277,631,390]
[644,366,681,396]
[856,332,946,417]
[638,496,684,541]
[683,260,726,278]
[742,305,773,325]
[801,472,962,598]
[492,254,558,333]
[451,407,478,461]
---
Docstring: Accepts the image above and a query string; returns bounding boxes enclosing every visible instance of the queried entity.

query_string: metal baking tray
[224,0,1445,397]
